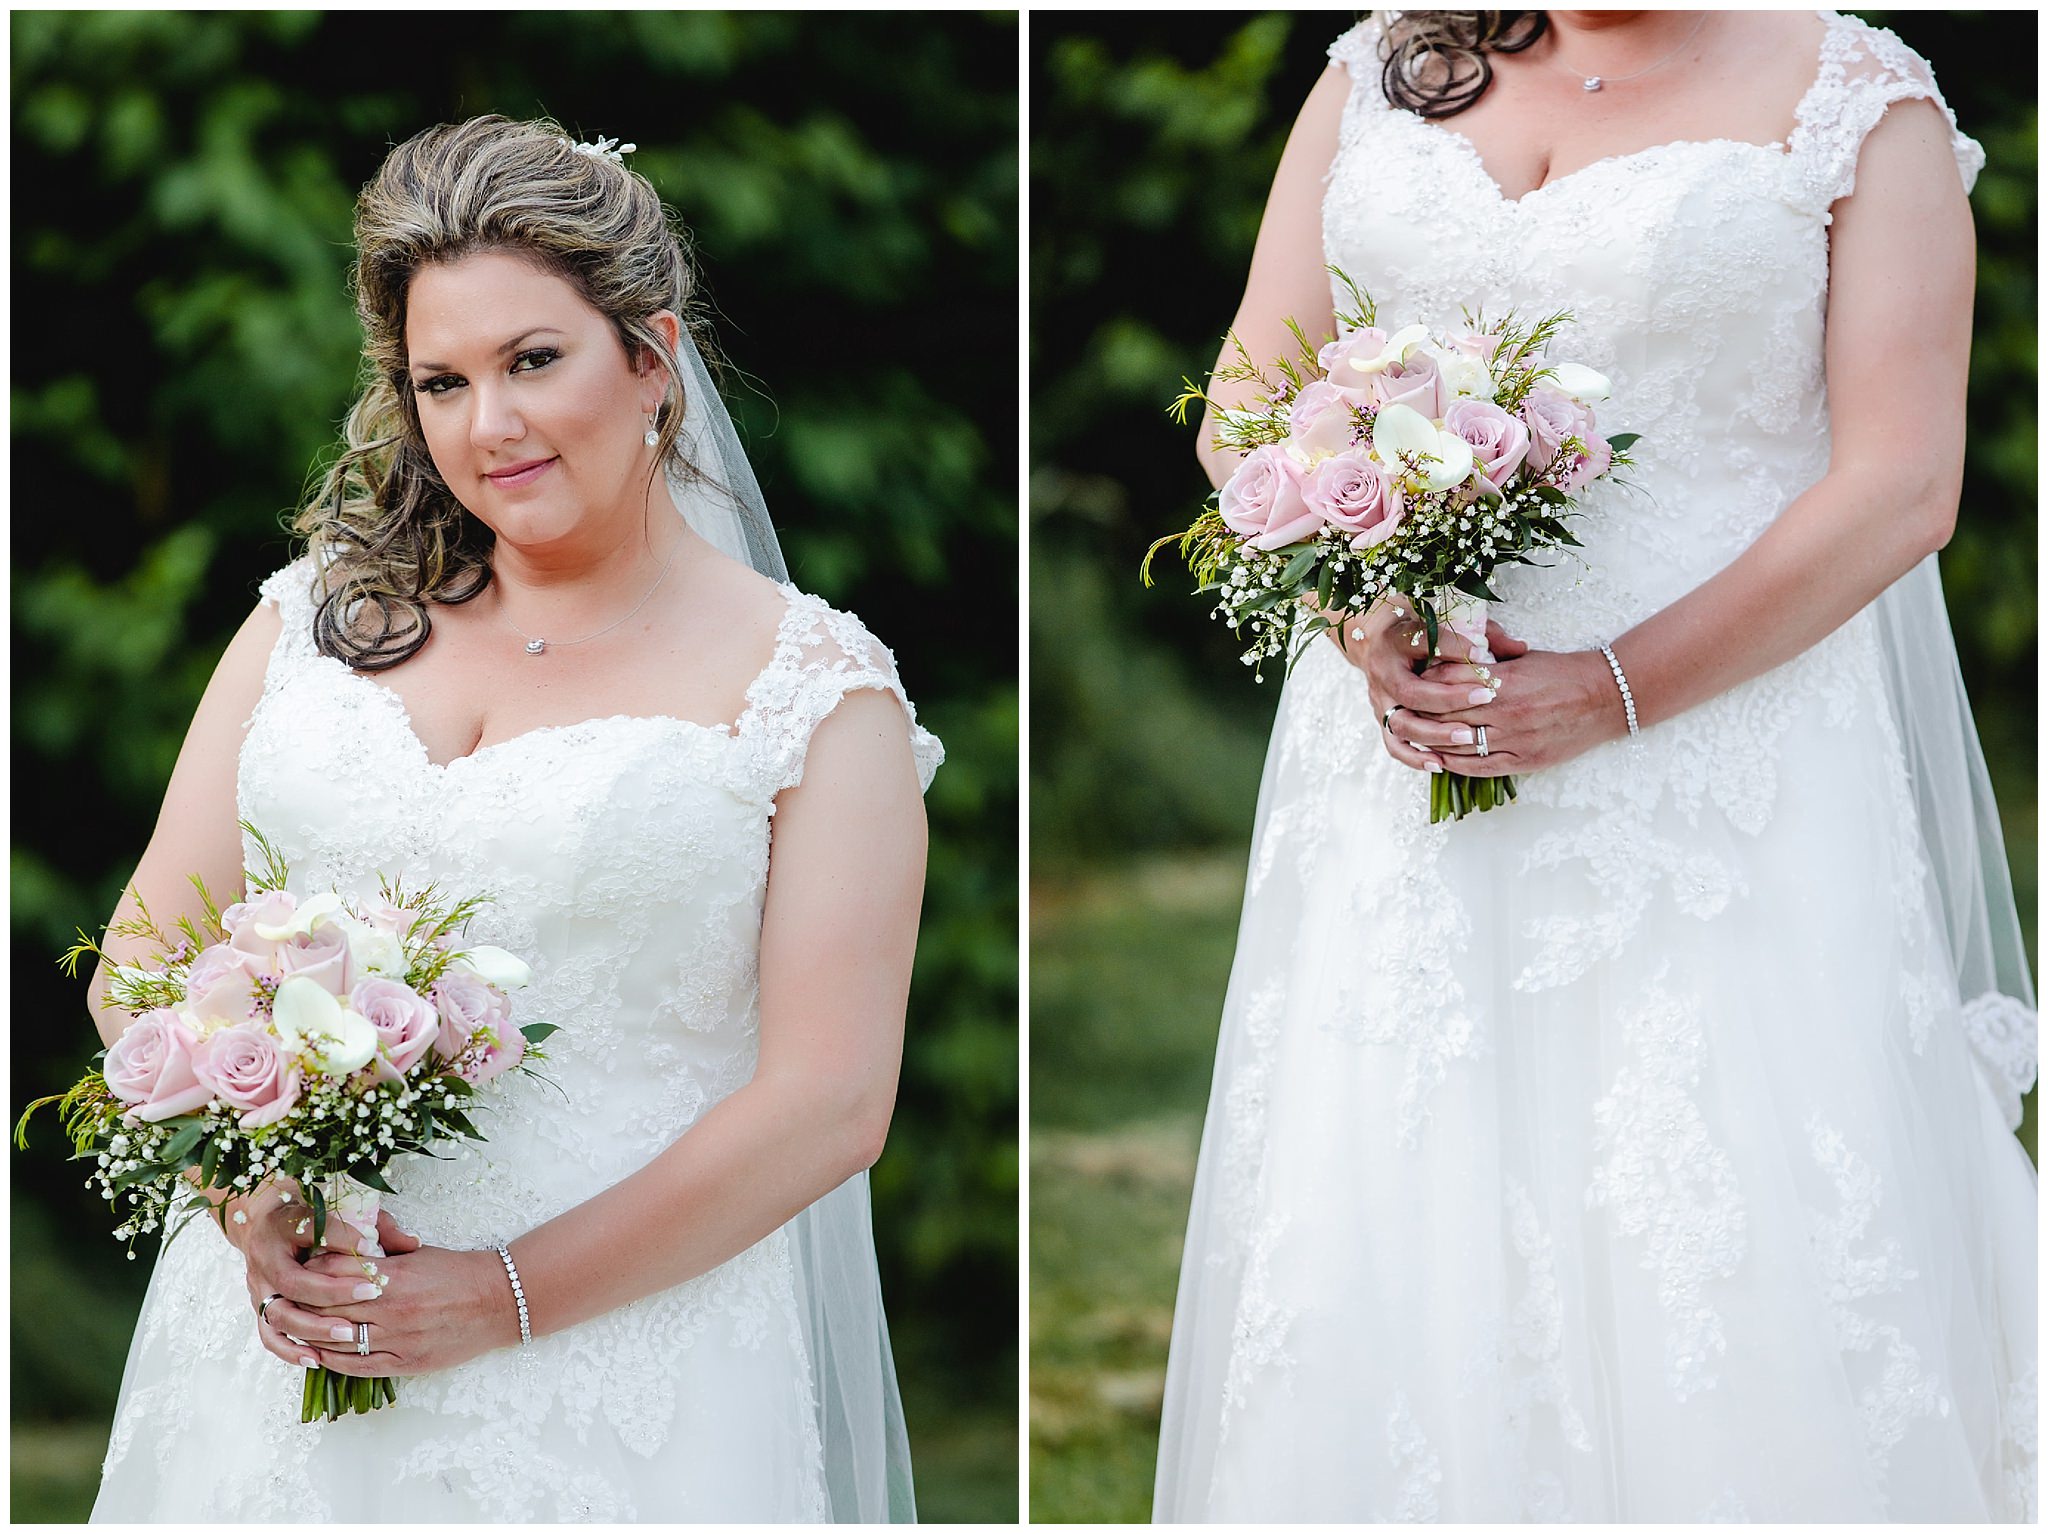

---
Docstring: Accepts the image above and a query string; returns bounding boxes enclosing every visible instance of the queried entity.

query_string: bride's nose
[467,382,526,449]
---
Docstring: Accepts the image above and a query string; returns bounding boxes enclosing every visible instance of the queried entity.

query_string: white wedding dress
[91,554,940,1522]
[1155,12,2036,1523]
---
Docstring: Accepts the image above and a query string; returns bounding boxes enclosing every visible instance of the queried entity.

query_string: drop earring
[643,414,660,448]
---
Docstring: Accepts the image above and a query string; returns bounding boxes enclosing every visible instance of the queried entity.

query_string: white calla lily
[453,945,533,991]
[1372,403,1476,493]
[1546,361,1612,403]
[1341,322,1430,380]
[271,976,379,1076]
[253,890,344,943]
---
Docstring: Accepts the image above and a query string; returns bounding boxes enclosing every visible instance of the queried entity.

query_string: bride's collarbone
[353,592,785,764]
[1442,15,1823,197]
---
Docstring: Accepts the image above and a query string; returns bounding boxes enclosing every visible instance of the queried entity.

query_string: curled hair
[295,115,711,670]
[1380,11,1548,120]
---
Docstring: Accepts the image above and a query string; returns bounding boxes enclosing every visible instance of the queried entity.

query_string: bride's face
[404,248,666,548]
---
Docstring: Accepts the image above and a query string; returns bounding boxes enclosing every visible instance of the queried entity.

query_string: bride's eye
[414,373,462,397]
[511,347,560,375]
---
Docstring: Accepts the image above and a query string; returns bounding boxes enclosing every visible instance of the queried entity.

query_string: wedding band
[356,1321,371,1357]
[259,1293,283,1326]
[1476,725,1491,757]
[1382,705,1400,734]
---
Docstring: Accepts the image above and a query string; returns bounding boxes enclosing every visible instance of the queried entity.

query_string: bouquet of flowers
[17,823,555,1422]
[1147,271,1636,821]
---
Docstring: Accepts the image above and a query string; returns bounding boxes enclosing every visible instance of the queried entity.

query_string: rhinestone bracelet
[494,1244,532,1346]
[1598,642,1640,738]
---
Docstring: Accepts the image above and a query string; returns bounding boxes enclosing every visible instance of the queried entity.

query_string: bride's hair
[294,114,712,671]
[1378,11,1548,119]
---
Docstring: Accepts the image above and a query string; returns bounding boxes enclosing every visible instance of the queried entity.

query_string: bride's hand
[1322,598,1530,773]
[284,1236,521,1377]
[1411,646,1629,775]
[227,1180,420,1370]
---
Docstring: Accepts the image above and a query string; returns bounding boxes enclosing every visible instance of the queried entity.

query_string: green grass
[10,1422,104,1523]
[1029,850,1246,1523]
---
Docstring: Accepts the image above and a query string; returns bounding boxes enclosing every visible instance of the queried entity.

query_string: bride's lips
[483,456,557,489]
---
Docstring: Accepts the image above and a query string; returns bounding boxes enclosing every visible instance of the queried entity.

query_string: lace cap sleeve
[255,553,322,662]
[744,591,943,800]
[1326,15,1383,80]
[1794,14,1984,211]
[1326,14,1388,156]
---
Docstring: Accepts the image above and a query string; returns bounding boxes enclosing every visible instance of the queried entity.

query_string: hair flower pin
[566,134,636,165]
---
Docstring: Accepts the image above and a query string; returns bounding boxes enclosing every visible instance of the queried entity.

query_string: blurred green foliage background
[1029,11,2036,1522]
[11,10,1017,1521]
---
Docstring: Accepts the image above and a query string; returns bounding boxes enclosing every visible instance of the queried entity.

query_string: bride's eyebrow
[410,327,567,373]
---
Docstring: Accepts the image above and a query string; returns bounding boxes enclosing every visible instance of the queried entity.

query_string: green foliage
[12,11,1015,1518]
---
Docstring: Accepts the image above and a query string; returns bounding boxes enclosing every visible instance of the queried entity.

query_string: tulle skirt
[1154,623,2037,1522]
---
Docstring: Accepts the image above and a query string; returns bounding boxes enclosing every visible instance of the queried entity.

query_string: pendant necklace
[1545,12,1710,93]
[499,540,680,657]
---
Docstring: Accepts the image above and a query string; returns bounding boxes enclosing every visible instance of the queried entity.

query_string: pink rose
[182,943,264,1027]
[1449,331,1502,364]
[353,978,442,1084]
[1553,427,1613,493]
[460,1021,526,1086]
[1286,380,1370,461]
[430,970,511,1064]
[272,923,351,997]
[227,891,297,968]
[1442,398,1532,496]
[192,1023,301,1128]
[1519,386,1594,474]
[1218,444,1323,552]
[104,1010,213,1122]
[1316,326,1390,386]
[1373,351,1447,422]
[1301,452,1406,549]
[362,899,413,940]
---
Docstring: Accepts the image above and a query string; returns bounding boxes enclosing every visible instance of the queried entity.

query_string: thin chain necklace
[1542,12,1710,93]
[498,539,680,656]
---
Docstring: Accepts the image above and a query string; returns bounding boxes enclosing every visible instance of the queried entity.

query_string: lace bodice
[1326,9,1976,631]
[93,554,940,1522]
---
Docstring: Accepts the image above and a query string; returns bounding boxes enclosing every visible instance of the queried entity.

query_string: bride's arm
[291,687,927,1368]
[505,687,923,1333]
[1379,97,1974,771]
[1195,66,1349,493]
[83,600,279,1046]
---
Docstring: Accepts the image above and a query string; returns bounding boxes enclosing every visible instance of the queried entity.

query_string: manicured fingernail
[1471,647,1494,664]
[1468,687,1493,705]
[1452,727,1473,744]
[354,1282,380,1300]
[1426,759,1443,774]
[299,1354,319,1367]
[330,1324,354,1341]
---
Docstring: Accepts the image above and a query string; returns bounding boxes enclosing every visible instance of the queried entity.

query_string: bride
[87,116,938,1522]
[1154,11,2034,1522]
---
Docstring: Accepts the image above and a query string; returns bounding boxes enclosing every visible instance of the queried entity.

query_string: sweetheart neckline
[319,656,748,772]
[1409,118,1793,209]
[314,579,811,771]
